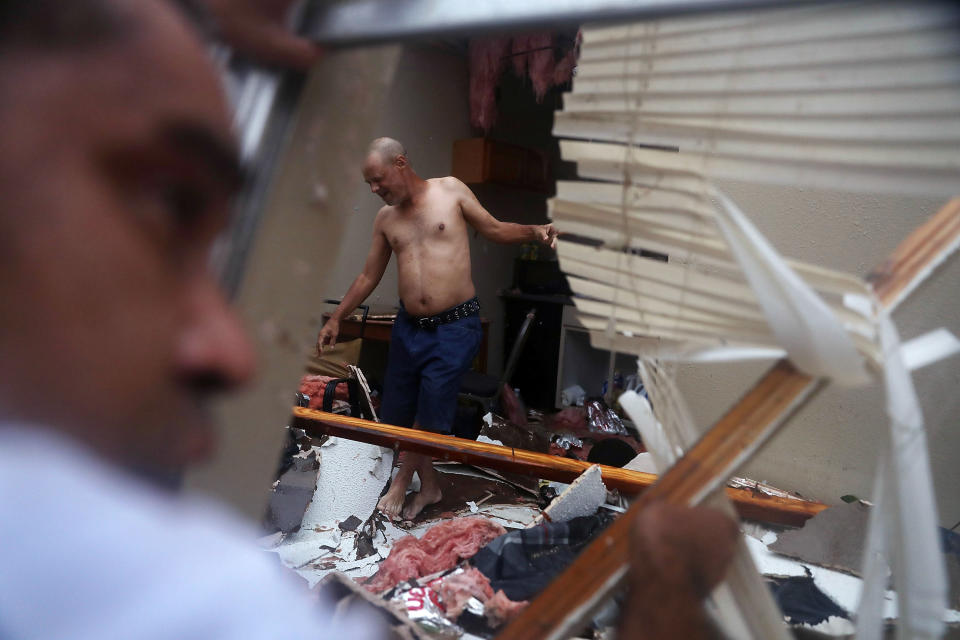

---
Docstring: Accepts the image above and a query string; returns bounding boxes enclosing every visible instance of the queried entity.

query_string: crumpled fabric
[471,514,610,601]
[767,574,849,626]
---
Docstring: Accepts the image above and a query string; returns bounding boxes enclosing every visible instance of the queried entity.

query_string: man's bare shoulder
[373,204,397,229]
[374,204,399,220]
[429,176,469,193]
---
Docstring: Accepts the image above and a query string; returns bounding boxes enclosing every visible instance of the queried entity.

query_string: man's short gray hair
[368,137,408,164]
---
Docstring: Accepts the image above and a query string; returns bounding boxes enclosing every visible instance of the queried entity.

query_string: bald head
[368,137,408,165]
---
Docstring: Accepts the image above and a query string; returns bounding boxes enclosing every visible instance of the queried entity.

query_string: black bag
[322,377,374,420]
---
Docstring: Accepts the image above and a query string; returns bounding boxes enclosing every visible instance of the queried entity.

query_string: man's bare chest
[385,207,465,254]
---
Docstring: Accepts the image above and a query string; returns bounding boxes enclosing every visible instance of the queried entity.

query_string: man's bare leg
[377,451,416,520]
[402,452,442,520]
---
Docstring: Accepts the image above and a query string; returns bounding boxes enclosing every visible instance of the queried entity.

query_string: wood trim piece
[496,361,820,640]
[498,196,960,640]
[291,408,826,527]
[867,196,960,311]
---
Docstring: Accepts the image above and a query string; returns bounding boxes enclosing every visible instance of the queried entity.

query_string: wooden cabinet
[452,138,550,192]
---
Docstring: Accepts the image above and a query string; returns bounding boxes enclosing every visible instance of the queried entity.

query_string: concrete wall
[188,45,498,520]
[186,45,403,520]
[673,182,960,527]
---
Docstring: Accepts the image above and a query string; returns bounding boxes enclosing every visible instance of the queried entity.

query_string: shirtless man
[317,137,557,520]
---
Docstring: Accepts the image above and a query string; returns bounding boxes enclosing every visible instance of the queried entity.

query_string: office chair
[458,307,537,416]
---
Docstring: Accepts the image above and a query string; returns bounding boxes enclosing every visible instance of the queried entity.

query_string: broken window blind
[550,2,959,639]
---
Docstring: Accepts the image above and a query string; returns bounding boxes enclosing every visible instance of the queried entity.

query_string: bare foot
[401,486,442,520]
[377,482,407,521]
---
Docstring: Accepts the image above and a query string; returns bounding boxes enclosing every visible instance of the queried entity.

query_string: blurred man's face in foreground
[0,0,254,475]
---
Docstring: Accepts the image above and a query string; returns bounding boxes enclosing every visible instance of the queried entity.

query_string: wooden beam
[867,196,960,311]
[497,361,820,640]
[291,408,826,527]
[497,197,960,640]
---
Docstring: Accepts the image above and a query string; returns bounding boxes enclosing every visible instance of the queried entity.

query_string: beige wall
[186,45,403,519]
[674,182,960,527]
[319,49,552,377]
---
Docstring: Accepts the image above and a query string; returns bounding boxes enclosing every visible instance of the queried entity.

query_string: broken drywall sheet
[263,453,321,534]
[271,458,539,586]
[299,437,394,532]
[274,527,342,571]
[534,464,606,526]
[769,501,869,576]
[270,438,393,587]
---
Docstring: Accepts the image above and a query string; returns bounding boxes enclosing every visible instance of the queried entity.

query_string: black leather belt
[407,297,480,330]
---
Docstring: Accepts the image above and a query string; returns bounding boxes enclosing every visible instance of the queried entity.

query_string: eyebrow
[160,121,245,191]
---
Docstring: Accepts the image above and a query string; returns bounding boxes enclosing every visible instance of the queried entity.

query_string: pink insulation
[435,567,528,627]
[436,567,494,619]
[484,589,529,627]
[468,31,580,130]
[469,37,510,131]
[365,517,506,593]
[363,536,427,593]
[298,375,348,410]
[526,32,555,102]
[417,516,506,573]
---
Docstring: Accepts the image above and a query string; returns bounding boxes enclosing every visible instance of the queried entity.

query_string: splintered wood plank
[497,196,960,640]
[496,361,820,640]
[291,408,826,527]
[867,196,960,311]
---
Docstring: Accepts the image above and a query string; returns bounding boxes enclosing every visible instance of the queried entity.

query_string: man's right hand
[316,318,340,354]
[619,502,739,639]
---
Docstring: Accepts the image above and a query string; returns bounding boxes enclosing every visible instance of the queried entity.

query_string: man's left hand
[538,223,559,249]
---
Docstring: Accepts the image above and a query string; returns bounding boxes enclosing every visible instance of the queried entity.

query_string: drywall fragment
[263,460,321,534]
[339,515,363,532]
[769,501,869,576]
[534,464,606,525]
[299,437,394,532]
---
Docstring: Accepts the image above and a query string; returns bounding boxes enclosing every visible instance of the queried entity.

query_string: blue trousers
[379,308,482,434]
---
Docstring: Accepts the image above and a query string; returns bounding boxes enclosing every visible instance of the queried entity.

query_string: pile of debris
[263,417,960,638]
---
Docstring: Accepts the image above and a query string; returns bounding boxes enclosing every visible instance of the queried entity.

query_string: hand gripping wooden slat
[496,197,960,640]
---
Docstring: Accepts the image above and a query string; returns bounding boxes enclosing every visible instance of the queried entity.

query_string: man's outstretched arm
[454,178,558,248]
[317,219,392,353]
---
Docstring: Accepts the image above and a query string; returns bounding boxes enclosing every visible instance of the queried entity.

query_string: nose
[175,275,256,392]
[371,184,380,194]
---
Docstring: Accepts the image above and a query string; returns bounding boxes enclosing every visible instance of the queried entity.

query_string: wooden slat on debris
[292,408,825,527]
[496,197,960,640]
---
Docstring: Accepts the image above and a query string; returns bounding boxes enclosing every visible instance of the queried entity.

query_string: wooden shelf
[452,137,550,192]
